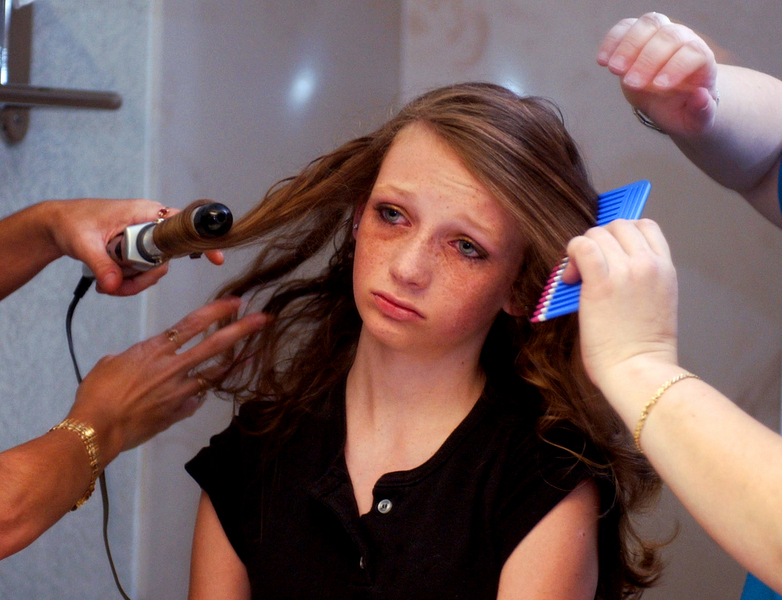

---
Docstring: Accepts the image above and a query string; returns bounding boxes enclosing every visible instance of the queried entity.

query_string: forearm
[0,298,265,560]
[669,65,782,224]
[0,202,64,301]
[601,359,782,592]
[0,428,102,559]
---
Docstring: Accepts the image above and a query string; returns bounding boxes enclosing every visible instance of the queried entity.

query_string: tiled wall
[0,0,151,597]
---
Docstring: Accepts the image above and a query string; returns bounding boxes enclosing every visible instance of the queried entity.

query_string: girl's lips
[372,292,424,321]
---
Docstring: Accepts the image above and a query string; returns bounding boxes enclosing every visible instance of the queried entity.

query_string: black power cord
[66,275,132,600]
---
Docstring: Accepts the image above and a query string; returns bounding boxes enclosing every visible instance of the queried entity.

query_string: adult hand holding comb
[562,218,678,396]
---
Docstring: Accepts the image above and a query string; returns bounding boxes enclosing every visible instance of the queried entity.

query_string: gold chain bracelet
[634,372,700,453]
[49,418,100,510]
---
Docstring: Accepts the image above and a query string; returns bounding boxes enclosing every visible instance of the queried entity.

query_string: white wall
[402,1,782,598]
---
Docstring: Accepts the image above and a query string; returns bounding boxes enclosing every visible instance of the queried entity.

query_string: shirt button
[377,499,392,514]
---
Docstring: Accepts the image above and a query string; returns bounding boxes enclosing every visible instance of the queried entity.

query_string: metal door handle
[1,0,122,143]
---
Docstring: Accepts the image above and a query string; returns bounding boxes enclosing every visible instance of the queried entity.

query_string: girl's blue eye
[456,239,483,259]
[379,206,404,223]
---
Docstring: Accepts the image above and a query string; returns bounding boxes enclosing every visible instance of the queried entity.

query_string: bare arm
[497,480,599,599]
[0,198,226,299]
[565,219,782,593]
[189,492,251,600]
[0,298,265,559]
[598,13,782,227]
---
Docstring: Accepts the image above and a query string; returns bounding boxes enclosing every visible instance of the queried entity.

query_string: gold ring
[157,207,170,219]
[165,328,181,347]
[195,374,209,400]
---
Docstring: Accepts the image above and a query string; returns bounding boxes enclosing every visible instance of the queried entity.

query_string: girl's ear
[502,292,526,317]
[352,203,366,238]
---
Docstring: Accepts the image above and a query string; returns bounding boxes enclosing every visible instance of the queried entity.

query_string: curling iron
[105,200,233,276]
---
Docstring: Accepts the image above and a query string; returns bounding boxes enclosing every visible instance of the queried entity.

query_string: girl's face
[352,123,525,359]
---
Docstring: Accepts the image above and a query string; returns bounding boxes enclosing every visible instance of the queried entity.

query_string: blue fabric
[778,159,782,216]
[741,573,782,600]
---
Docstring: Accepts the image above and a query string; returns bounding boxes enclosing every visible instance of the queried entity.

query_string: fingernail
[103,272,120,290]
[624,72,643,88]
[596,51,608,64]
[608,56,626,71]
[653,73,670,88]
[221,296,243,312]
[249,312,269,326]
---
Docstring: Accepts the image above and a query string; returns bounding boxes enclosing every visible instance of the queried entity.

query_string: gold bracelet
[634,372,700,453]
[49,419,100,510]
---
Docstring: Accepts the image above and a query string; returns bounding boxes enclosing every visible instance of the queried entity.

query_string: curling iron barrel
[106,200,233,275]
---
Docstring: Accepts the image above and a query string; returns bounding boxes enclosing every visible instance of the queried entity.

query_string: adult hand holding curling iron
[0,198,255,560]
[41,198,225,296]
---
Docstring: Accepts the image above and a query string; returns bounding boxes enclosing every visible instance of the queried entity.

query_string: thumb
[560,257,582,285]
[84,249,122,293]
[682,87,718,133]
[562,237,588,285]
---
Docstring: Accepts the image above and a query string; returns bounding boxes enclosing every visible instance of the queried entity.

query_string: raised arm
[564,220,782,593]
[0,298,265,559]
[598,13,782,227]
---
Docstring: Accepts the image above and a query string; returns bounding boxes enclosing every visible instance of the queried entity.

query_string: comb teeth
[595,182,649,224]
[529,180,651,323]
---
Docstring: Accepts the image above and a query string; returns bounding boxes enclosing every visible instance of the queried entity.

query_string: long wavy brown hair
[186,82,663,599]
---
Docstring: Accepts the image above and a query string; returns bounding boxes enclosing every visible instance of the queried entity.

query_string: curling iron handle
[105,222,157,275]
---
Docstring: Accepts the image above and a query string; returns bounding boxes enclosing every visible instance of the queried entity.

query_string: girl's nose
[388,235,432,289]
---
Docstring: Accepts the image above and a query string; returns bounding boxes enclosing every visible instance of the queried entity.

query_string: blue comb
[530,180,651,323]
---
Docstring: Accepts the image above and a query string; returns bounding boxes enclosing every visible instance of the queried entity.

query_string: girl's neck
[346,329,486,429]
[343,329,487,515]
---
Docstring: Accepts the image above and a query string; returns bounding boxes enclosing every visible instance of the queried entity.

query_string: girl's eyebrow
[370,183,413,200]
[453,211,494,240]
[371,183,505,250]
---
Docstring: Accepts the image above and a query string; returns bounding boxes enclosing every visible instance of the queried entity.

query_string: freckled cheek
[352,236,393,290]
[434,269,509,330]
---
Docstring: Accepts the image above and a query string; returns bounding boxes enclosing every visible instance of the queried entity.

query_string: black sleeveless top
[186,382,592,599]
